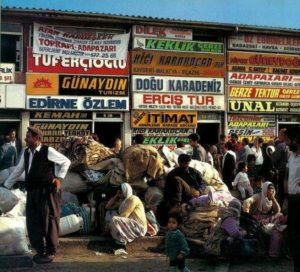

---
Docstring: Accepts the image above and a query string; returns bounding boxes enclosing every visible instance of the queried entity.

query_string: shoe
[32,254,44,262]
[33,254,55,264]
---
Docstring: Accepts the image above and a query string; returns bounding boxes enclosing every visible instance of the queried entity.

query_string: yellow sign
[26,73,59,95]
[131,111,197,128]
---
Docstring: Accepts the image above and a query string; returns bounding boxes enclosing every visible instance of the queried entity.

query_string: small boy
[253,176,264,194]
[165,214,190,272]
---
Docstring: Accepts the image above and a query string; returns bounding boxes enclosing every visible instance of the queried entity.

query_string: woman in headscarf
[243,182,286,257]
[243,181,281,223]
[204,199,254,258]
[109,183,147,245]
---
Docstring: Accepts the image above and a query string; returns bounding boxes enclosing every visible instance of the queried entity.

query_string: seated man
[164,154,206,214]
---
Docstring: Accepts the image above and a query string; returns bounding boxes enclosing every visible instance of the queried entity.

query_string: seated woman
[204,199,255,258]
[107,183,147,246]
[243,181,286,257]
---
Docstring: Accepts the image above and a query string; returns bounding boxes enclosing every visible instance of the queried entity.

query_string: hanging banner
[27,48,129,75]
[228,100,300,113]
[228,72,300,87]
[228,65,300,75]
[33,23,130,60]
[131,51,225,77]
[26,73,59,95]
[132,92,224,111]
[30,121,92,149]
[132,75,224,93]
[133,25,192,40]
[229,86,300,100]
[227,114,276,142]
[228,51,300,69]
[27,95,129,111]
[133,37,223,54]
[131,111,197,128]
[0,63,15,83]
[59,75,129,96]
[228,34,300,54]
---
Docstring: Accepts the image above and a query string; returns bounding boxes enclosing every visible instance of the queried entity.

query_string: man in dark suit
[9,128,23,164]
[220,142,236,190]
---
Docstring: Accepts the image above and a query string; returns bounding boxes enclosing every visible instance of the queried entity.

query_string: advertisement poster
[228,51,300,69]
[227,64,300,75]
[132,25,192,40]
[27,48,129,75]
[27,95,129,111]
[228,100,300,113]
[228,34,300,54]
[131,51,225,77]
[133,37,223,54]
[228,72,300,87]
[131,111,197,128]
[30,121,91,149]
[26,73,59,95]
[132,92,225,111]
[229,86,300,100]
[33,23,130,60]
[59,75,129,96]
[132,75,224,94]
[227,114,276,142]
[0,63,15,83]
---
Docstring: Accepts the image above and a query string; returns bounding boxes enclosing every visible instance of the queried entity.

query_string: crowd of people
[0,127,299,272]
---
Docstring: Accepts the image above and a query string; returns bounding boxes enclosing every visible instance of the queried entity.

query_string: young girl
[232,162,253,200]
[165,214,190,272]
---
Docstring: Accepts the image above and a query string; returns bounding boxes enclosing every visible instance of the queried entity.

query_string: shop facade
[1,9,300,149]
[226,33,300,141]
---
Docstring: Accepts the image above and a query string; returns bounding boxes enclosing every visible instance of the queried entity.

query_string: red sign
[27,48,129,75]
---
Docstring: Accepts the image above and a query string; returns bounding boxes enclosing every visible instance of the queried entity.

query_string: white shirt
[251,146,264,165]
[4,144,71,189]
[232,172,250,187]
[287,153,300,195]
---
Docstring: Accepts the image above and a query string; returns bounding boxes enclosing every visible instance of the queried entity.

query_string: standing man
[220,142,236,190]
[4,127,71,264]
[272,128,288,205]
[284,127,300,272]
[188,133,206,162]
[9,128,22,164]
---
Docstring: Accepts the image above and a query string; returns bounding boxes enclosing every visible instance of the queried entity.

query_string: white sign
[133,25,192,40]
[132,92,225,111]
[0,63,15,83]
[228,72,300,87]
[132,75,224,94]
[33,23,130,60]
[27,95,129,111]
[229,34,300,54]
[0,84,26,109]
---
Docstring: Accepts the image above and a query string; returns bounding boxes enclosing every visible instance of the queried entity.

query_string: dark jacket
[221,152,236,190]
[24,145,54,190]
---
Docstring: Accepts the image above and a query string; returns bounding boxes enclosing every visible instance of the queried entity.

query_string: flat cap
[27,126,43,138]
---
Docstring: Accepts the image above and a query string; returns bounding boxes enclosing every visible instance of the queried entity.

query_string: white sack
[0,187,19,214]
[0,216,30,255]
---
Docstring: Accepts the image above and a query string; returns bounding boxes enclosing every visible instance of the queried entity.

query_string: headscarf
[259,181,275,214]
[220,198,241,221]
[119,183,133,212]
